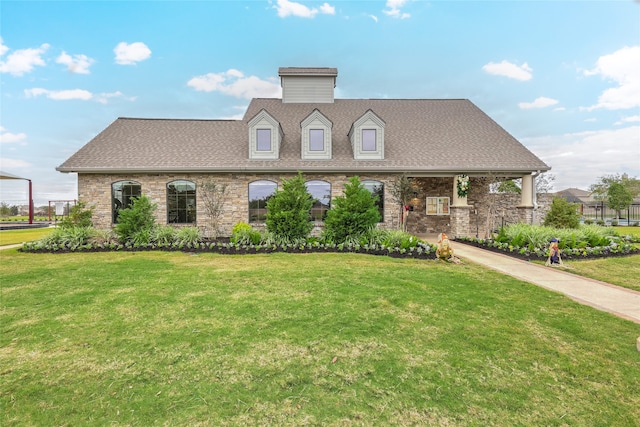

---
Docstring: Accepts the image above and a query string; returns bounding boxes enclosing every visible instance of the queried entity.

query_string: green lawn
[548,254,640,292]
[1,251,639,426]
[0,228,53,246]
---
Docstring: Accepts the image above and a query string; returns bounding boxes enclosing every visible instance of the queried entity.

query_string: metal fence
[580,203,640,225]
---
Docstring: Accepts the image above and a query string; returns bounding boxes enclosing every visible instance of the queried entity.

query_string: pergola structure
[0,170,33,224]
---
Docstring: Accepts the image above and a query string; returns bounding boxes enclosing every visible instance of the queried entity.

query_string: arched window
[362,180,384,221]
[167,180,196,224]
[112,180,141,224]
[248,180,277,222]
[306,180,331,222]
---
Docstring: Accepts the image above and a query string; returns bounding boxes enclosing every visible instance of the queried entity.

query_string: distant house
[57,67,550,237]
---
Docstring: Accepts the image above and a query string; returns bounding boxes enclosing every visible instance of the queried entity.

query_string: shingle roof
[57,98,549,175]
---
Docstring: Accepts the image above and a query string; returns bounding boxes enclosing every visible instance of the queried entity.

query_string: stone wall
[78,173,404,236]
[78,173,552,238]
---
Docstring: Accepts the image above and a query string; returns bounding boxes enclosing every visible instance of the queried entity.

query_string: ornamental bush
[59,201,94,229]
[115,195,157,243]
[323,176,381,243]
[543,197,580,229]
[265,172,314,242]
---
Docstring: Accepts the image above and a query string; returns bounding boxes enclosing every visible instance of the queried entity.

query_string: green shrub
[59,201,94,229]
[323,176,381,243]
[611,220,618,226]
[115,195,157,243]
[584,219,594,225]
[543,197,580,229]
[265,172,313,242]
[176,227,201,245]
[152,225,177,245]
[596,220,605,226]
[231,222,261,245]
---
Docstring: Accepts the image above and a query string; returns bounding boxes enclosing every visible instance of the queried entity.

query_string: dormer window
[301,109,332,160]
[349,110,385,160]
[248,109,282,160]
[256,129,272,151]
[362,129,377,151]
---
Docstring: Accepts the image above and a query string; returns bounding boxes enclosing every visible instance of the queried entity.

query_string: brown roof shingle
[57,98,549,175]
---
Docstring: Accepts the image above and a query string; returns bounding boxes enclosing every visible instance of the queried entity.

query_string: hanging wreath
[457,175,470,198]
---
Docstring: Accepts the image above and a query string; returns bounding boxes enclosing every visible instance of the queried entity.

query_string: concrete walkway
[451,242,640,324]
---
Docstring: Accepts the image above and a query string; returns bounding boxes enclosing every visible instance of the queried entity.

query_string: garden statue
[545,238,563,266]
[436,232,459,263]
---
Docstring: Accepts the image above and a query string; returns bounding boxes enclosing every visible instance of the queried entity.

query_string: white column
[452,175,468,207]
[520,174,534,207]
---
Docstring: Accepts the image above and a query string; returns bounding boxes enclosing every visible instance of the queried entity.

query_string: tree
[607,181,633,220]
[323,176,381,243]
[265,172,313,242]
[0,202,11,217]
[497,180,521,194]
[590,173,639,220]
[543,197,580,229]
[199,179,228,238]
[389,173,417,231]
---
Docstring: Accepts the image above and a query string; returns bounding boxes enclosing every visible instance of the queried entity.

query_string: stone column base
[450,205,474,238]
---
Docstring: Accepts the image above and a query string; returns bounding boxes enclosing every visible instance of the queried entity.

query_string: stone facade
[79,173,403,236]
[78,173,551,238]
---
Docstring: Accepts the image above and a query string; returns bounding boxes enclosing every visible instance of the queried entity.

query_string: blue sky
[1,0,639,205]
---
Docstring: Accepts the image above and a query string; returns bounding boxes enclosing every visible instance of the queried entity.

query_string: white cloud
[187,69,281,99]
[114,42,151,65]
[383,0,410,19]
[583,46,640,111]
[518,96,559,110]
[614,115,640,125]
[0,42,50,76]
[368,14,379,23]
[0,37,9,56]
[523,126,640,190]
[24,88,134,104]
[25,88,93,101]
[56,51,94,74]
[482,60,533,81]
[0,127,27,144]
[274,0,335,18]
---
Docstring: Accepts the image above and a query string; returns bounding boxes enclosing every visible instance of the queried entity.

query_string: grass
[615,226,640,239]
[544,254,640,292]
[1,250,639,426]
[0,228,53,246]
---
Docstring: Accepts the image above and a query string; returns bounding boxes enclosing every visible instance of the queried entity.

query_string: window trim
[166,180,196,224]
[348,109,385,160]
[426,196,450,216]
[248,109,282,160]
[248,179,278,223]
[301,109,332,160]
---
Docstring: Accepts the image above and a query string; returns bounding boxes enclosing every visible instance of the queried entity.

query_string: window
[248,180,277,222]
[248,109,281,160]
[348,110,385,160]
[362,129,376,151]
[309,129,324,151]
[306,180,331,221]
[256,129,271,151]
[112,180,141,223]
[362,180,384,221]
[301,109,332,160]
[426,197,450,215]
[167,180,196,224]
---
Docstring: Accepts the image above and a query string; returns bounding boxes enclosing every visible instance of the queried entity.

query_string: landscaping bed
[454,236,639,261]
[19,238,438,260]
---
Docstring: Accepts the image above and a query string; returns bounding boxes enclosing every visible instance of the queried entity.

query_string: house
[57,67,550,237]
